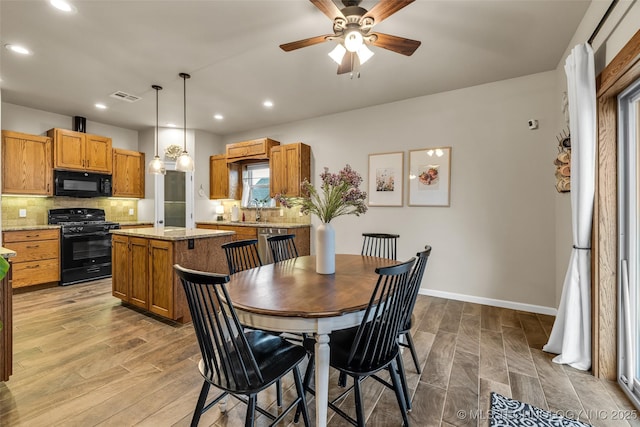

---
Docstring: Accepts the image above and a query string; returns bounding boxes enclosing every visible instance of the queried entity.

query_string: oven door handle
[63,232,111,239]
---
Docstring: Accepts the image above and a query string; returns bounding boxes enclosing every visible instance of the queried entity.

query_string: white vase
[316,222,335,274]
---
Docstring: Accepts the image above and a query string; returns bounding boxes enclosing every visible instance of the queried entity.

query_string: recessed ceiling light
[166,123,177,128]
[95,103,107,110]
[263,100,274,108]
[4,44,31,55]
[213,114,224,120]
[50,0,77,13]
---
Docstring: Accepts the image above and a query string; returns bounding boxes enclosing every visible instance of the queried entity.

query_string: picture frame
[368,151,404,207]
[408,147,451,207]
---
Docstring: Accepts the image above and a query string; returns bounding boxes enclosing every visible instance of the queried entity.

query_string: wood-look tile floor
[1,279,638,426]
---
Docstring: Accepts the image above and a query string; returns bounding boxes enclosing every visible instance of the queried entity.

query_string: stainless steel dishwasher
[257,227,289,264]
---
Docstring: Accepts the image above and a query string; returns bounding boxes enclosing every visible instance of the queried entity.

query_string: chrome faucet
[250,198,263,222]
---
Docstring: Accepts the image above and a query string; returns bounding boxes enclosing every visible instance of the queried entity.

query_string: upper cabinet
[47,128,113,174]
[270,142,311,198]
[113,148,145,198]
[209,154,241,200]
[226,138,280,163]
[1,130,53,196]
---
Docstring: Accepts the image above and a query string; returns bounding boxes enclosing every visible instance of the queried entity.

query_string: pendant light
[175,72,195,172]
[147,84,166,175]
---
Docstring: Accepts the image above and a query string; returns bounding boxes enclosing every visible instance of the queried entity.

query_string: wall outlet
[19,209,27,218]
[129,208,135,216]
[279,208,284,217]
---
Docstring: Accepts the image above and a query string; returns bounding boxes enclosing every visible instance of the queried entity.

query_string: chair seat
[200,330,307,394]
[303,326,399,376]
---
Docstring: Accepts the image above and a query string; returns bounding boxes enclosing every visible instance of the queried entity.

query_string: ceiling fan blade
[371,33,421,56]
[337,52,355,74]
[363,0,415,24]
[310,0,344,21]
[280,35,332,52]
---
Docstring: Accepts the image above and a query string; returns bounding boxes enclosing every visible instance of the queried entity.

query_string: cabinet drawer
[11,258,60,288]
[217,225,257,240]
[3,229,59,243]
[6,240,59,263]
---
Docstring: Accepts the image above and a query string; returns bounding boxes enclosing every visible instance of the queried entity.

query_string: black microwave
[54,170,112,198]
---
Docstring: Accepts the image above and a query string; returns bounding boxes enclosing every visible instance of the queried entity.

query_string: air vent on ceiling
[109,90,141,103]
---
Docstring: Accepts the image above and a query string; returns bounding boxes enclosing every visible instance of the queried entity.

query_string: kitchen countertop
[0,248,17,259]
[2,225,61,232]
[118,221,154,227]
[110,227,235,241]
[196,221,310,229]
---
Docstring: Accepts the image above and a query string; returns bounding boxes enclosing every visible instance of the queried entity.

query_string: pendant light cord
[151,84,162,157]
[179,72,191,153]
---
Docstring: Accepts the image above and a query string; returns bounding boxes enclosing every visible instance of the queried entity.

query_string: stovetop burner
[48,208,120,231]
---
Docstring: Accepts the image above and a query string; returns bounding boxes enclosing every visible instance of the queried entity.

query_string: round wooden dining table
[226,254,397,427]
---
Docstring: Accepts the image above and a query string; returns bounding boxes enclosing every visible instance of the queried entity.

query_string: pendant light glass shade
[175,72,194,172]
[147,84,166,175]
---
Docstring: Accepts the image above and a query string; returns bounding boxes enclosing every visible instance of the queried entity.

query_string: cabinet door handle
[26,245,40,249]
[26,264,40,269]
[25,234,40,238]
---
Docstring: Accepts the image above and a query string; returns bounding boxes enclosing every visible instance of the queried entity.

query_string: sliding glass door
[618,78,640,410]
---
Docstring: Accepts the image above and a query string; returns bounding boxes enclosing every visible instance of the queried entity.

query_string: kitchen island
[1,247,17,381]
[110,227,234,323]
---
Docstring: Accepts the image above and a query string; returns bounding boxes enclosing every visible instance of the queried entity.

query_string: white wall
[137,126,224,222]
[1,103,138,150]
[224,71,558,311]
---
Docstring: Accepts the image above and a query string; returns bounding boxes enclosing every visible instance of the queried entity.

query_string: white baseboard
[418,288,558,316]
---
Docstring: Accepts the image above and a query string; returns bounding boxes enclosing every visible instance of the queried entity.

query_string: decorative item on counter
[554,129,571,193]
[276,164,367,274]
[215,205,225,221]
[231,204,239,222]
[242,212,245,222]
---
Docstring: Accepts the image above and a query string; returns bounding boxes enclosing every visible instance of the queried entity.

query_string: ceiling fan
[280,0,421,75]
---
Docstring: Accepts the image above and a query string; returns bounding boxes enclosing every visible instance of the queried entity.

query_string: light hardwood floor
[1,279,638,426]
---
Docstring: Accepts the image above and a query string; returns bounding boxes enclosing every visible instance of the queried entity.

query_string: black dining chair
[396,245,432,411]
[361,233,400,260]
[267,234,299,263]
[295,258,416,426]
[174,264,311,427]
[221,238,289,407]
[221,239,262,274]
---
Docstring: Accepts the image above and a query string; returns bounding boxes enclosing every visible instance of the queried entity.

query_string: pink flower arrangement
[276,164,367,223]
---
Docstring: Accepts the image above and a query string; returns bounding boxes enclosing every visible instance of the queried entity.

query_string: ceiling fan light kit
[280,0,421,75]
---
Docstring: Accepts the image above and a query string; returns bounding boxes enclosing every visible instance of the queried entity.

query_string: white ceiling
[0,0,590,136]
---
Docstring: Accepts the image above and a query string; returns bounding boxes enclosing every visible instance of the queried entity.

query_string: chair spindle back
[174,264,263,391]
[222,239,262,275]
[267,234,299,263]
[361,233,400,260]
[347,258,415,370]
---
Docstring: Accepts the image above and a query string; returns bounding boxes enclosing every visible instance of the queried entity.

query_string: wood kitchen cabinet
[209,154,241,200]
[48,128,113,174]
[1,255,13,382]
[2,229,60,288]
[111,230,232,322]
[112,235,173,318]
[226,138,280,162]
[113,148,145,198]
[1,130,53,195]
[270,142,311,197]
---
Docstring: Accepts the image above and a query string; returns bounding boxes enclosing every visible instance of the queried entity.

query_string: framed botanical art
[368,151,404,206]
[408,147,451,206]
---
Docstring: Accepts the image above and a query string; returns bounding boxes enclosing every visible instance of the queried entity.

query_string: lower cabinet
[2,229,60,288]
[111,232,232,322]
[112,235,174,319]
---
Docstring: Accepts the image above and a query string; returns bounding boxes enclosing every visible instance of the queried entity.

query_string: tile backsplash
[1,196,138,227]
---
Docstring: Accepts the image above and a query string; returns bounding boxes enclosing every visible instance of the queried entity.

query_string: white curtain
[543,43,596,371]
